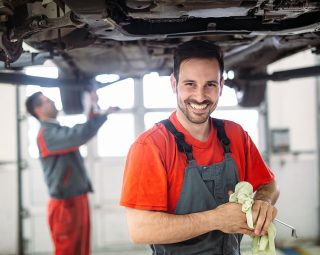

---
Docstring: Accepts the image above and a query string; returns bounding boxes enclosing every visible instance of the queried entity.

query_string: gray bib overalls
[151,118,242,255]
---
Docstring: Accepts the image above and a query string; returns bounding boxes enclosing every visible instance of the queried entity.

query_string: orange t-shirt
[120,112,274,213]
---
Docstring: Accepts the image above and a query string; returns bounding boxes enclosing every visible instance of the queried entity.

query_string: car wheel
[0,34,23,63]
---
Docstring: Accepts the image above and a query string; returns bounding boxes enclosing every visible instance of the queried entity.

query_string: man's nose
[193,87,206,102]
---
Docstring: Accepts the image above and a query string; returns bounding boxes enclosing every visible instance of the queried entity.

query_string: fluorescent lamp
[24,66,59,79]
[227,70,235,80]
[95,74,119,83]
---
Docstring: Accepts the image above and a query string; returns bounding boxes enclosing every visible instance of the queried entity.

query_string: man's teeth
[190,103,207,110]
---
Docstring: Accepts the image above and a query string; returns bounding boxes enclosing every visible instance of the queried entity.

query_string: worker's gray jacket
[37,114,107,199]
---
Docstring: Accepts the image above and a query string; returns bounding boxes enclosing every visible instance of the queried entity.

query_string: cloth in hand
[229,181,276,255]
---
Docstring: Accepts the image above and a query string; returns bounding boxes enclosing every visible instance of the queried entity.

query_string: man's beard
[49,108,58,119]
[177,98,217,124]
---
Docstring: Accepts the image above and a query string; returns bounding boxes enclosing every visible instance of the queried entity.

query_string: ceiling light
[95,74,119,83]
[24,66,59,79]
[227,70,235,80]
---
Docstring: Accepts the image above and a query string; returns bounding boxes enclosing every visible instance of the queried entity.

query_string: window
[144,112,172,130]
[96,78,135,157]
[27,116,41,159]
[97,114,134,157]
[143,73,176,108]
[213,109,259,145]
[218,86,238,107]
[216,86,259,145]
[97,78,134,109]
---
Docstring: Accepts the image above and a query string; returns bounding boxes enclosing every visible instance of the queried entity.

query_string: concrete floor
[92,243,320,255]
[29,241,320,255]
[28,244,320,255]
[93,245,150,255]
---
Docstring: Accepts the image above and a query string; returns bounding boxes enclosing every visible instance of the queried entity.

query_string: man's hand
[214,202,255,236]
[252,180,279,236]
[90,89,99,105]
[88,89,100,115]
[252,200,277,236]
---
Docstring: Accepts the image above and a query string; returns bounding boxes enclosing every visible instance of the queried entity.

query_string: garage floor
[27,242,320,255]
[92,244,320,255]
[27,244,320,255]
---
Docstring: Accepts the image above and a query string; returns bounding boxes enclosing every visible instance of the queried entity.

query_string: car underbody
[0,0,320,111]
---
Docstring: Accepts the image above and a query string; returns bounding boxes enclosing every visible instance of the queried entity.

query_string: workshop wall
[0,85,18,254]
[268,50,319,245]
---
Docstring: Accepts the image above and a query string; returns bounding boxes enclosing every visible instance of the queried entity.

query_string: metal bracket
[240,65,320,83]
[11,12,85,41]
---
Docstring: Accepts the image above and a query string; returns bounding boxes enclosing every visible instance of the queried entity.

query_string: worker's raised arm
[38,106,120,155]
[38,114,105,152]
[126,203,254,245]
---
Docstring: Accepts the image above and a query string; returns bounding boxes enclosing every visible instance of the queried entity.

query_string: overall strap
[160,119,194,161]
[212,118,231,153]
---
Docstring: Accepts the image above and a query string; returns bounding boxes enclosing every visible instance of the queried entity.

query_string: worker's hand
[90,89,99,105]
[105,106,121,115]
[252,200,277,236]
[214,202,255,236]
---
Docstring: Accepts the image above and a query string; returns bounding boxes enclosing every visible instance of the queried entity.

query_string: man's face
[171,58,224,125]
[38,95,58,119]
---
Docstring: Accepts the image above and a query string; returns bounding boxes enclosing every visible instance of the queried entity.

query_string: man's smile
[189,102,208,110]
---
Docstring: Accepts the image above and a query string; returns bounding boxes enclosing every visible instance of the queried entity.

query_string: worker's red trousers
[48,193,90,255]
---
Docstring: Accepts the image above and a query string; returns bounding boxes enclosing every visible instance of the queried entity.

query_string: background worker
[25,90,119,255]
[120,40,280,254]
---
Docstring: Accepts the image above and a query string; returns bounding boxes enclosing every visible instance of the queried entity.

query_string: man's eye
[185,82,194,86]
[207,82,218,87]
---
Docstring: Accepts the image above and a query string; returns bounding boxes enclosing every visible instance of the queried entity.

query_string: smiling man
[120,40,279,255]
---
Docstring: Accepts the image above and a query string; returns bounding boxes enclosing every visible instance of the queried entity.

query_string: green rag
[229,181,276,255]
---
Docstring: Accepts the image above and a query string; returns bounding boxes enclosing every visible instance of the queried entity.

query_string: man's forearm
[126,203,253,244]
[126,208,215,244]
[254,180,280,205]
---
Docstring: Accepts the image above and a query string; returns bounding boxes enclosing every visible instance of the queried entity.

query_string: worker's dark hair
[173,40,224,81]
[25,92,43,119]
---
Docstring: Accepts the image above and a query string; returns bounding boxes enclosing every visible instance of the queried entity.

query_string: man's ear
[170,74,177,93]
[219,79,225,96]
[34,106,42,119]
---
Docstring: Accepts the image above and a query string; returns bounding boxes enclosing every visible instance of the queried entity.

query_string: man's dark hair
[173,40,224,81]
[25,92,43,119]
